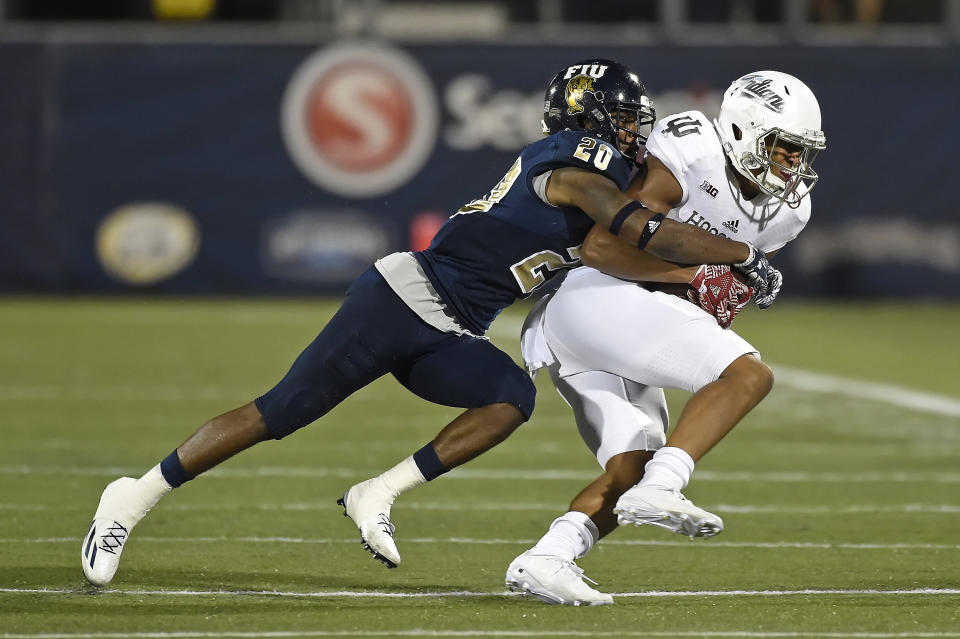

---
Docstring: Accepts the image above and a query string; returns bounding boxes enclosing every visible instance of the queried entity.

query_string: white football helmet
[714,71,826,205]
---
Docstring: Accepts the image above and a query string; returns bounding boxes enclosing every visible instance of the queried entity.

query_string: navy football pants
[255,267,536,439]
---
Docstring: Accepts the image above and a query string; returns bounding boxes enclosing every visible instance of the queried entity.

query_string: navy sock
[159,450,195,488]
[412,443,450,481]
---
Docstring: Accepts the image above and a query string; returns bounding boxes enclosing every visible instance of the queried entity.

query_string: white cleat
[505,551,613,606]
[614,484,723,540]
[338,478,401,568]
[81,477,149,586]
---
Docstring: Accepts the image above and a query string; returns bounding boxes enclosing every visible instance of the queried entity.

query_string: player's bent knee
[254,389,336,440]
[749,358,775,398]
[489,370,537,422]
[724,354,774,399]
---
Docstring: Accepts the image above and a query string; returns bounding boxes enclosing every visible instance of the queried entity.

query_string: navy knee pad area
[255,267,537,439]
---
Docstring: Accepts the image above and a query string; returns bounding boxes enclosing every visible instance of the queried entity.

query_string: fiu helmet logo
[565,75,595,115]
[563,64,609,80]
[735,74,785,113]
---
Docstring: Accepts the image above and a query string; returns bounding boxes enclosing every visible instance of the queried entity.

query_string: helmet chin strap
[740,153,804,206]
[759,168,787,194]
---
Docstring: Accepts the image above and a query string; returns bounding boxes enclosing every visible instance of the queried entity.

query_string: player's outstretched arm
[580,225,697,283]
[546,166,750,266]
[629,155,778,298]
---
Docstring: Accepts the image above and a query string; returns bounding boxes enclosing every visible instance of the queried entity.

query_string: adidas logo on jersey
[699,180,718,198]
[722,219,740,233]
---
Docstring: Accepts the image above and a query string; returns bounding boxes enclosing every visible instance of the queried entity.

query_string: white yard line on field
[3,464,960,483]
[2,502,959,514]
[0,386,232,402]
[770,364,960,418]
[3,631,960,639]
[3,537,959,550]
[488,317,960,419]
[2,586,959,601]
[2,586,960,603]
[2,326,960,418]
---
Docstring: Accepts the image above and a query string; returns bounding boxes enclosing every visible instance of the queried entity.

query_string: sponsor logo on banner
[281,42,439,198]
[96,202,200,285]
[444,76,721,152]
[261,211,393,283]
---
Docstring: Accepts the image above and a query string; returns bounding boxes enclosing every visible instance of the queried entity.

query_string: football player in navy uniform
[505,71,826,605]
[81,59,780,587]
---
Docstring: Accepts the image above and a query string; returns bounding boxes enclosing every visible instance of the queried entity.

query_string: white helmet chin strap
[713,121,793,203]
[734,127,823,206]
[759,168,788,194]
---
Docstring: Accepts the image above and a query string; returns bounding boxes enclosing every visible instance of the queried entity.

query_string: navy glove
[733,242,771,298]
[754,266,783,310]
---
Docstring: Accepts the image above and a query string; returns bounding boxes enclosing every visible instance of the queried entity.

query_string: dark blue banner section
[0,41,957,297]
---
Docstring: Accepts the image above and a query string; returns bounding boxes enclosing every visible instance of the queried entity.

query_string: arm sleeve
[531,170,555,207]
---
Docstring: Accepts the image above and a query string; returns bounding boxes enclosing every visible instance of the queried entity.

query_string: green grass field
[1,298,958,638]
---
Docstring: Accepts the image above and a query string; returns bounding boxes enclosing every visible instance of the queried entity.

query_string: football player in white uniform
[504,71,826,605]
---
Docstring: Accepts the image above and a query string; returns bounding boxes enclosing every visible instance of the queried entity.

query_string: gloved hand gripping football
[687,264,754,329]
[732,242,784,309]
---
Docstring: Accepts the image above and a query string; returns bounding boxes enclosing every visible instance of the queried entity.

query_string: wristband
[735,242,757,268]
[608,201,645,236]
[636,213,665,250]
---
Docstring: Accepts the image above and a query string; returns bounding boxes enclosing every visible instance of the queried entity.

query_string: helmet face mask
[542,59,656,164]
[714,71,827,205]
[746,128,826,204]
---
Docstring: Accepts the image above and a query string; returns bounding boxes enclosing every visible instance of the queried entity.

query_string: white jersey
[645,110,810,253]
[520,111,815,468]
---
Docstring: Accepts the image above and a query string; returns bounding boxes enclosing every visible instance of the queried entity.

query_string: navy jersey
[415,129,634,335]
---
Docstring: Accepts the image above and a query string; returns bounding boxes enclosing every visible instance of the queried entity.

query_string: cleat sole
[505,579,609,606]
[337,495,398,569]
[616,508,722,539]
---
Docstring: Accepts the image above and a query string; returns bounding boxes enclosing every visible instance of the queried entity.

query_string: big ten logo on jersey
[281,42,439,198]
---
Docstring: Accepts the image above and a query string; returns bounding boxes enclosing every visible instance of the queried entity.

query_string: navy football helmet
[542,59,656,162]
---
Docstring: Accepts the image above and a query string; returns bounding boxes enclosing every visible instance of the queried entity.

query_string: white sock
[639,446,695,492]
[376,456,427,499]
[134,464,174,514]
[530,511,599,561]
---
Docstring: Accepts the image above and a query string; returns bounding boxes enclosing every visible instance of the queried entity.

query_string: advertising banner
[0,41,957,297]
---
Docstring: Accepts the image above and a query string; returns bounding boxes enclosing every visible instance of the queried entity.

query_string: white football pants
[521,267,759,468]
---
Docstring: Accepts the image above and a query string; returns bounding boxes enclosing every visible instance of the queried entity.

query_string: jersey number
[662,115,702,138]
[573,137,613,170]
[456,157,522,215]
[510,246,582,295]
